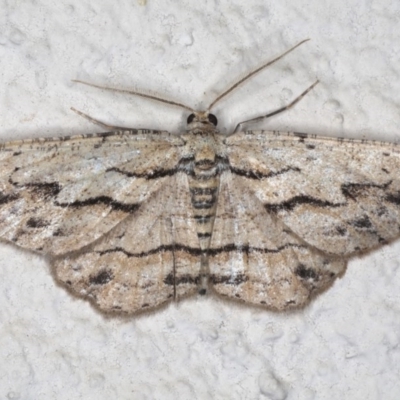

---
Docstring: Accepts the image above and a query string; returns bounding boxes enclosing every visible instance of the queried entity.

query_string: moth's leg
[232,80,319,133]
[71,107,131,130]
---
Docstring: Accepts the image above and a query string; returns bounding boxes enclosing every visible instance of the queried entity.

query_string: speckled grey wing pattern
[209,131,400,309]
[0,130,201,313]
[0,130,183,254]
[54,170,201,313]
[2,126,400,314]
[208,171,346,310]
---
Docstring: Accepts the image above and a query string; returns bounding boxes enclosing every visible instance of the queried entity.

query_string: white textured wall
[1,1,400,399]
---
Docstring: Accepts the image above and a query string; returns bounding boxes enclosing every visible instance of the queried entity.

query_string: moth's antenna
[208,39,310,111]
[72,80,194,112]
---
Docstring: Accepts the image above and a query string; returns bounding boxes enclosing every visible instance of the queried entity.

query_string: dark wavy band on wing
[106,156,196,179]
[55,196,140,213]
[208,243,306,255]
[7,179,140,213]
[106,156,302,181]
[97,244,202,258]
[229,165,301,179]
[97,243,306,258]
[265,195,345,213]
[264,181,394,213]
[107,166,178,180]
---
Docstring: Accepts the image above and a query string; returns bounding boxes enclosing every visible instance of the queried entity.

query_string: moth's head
[186,111,218,128]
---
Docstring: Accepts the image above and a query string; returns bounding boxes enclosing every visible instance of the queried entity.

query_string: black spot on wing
[52,228,65,237]
[376,206,388,217]
[386,191,400,205]
[0,192,19,205]
[342,181,391,200]
[24,182,62,199]
[333,226,347,236]
[349,215,373,229]
[26,217,50,228]
[89,270,114,285]
[295,264,318,280]
[163,273,200,286]
[210,273,249,285]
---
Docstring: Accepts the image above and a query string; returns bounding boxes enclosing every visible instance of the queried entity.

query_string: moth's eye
[187,114,196,124]
[208,114,218,126]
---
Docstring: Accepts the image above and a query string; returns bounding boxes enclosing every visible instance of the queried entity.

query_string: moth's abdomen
[189,170,219,251]
[185,143,220,294]
[189,162,220,295]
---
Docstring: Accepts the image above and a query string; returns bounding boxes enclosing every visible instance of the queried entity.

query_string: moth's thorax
[194,144,216,171]
[183,130,220,175]
[182,112,221,169]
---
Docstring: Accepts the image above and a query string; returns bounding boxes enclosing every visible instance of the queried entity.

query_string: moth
[1,40,399,314]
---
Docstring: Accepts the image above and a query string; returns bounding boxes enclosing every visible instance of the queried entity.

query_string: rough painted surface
[1,1,400,399]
